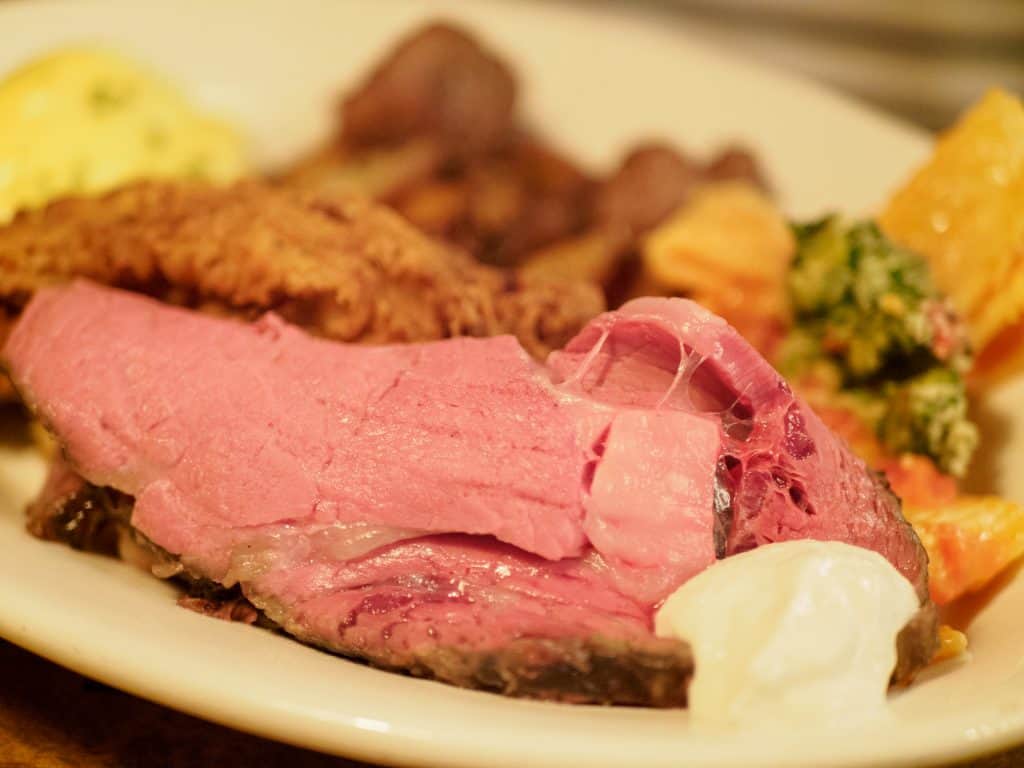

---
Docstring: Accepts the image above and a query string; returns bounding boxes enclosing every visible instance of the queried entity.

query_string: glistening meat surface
[8,281,720,596]
[548,297,928,599]
[7,281,934,703]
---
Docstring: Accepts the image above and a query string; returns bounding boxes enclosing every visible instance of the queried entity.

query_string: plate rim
[2,1,1021,766]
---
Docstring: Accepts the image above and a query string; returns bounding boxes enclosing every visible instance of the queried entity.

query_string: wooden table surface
[1,639,1022,768]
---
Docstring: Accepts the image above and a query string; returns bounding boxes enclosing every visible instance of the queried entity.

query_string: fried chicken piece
[282,138,443,201]
[341,22,517,161]
[0,181,604,358]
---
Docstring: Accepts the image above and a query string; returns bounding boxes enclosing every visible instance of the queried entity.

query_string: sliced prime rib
[28,456,696,706]
[7,281,935,705]
[548,297,929,599]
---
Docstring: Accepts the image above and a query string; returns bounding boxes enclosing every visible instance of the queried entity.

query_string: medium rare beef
[28,463,934,704]
[241,533,693,697]
[27,459,695,706]
[8,281,720,599]
[7,281,934,704]
[548,297,929,600]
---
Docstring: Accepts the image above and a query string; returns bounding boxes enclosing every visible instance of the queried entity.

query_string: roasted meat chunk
[341,23,517,161]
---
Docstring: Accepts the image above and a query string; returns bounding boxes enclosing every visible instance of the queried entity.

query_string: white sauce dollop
[655,540,919,729]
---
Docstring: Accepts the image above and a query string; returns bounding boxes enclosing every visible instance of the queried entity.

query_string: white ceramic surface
[1,1,1022,766]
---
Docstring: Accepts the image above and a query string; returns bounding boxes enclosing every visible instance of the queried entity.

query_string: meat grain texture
[8,282,936,705]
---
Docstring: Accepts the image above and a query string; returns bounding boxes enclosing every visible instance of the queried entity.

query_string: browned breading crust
[0,180,603,358]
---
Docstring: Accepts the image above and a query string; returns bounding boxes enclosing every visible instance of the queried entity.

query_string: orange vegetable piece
[904,495,1024,605]
[880,88,1024,384]
[642,181,794,356]
[881,453,957,510]
[933,625,968,664]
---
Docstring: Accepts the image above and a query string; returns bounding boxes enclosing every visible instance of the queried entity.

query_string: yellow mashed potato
[0,47,248,223]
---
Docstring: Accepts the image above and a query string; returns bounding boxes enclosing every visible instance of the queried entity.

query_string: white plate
[2,1,1023,766]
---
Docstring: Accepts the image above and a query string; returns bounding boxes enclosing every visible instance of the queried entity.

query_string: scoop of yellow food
[642,181,795,355]
[880,89,1024,383]
[933,625,968,664]
[904,494,1024,606]
[0,47,248,223]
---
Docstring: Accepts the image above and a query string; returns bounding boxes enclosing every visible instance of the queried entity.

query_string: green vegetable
[788,217,969,380]
[782,216,977,476]
[88,79,134,114]
[878,369,978,479]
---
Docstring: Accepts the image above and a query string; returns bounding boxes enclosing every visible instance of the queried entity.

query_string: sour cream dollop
[655,540,919,728]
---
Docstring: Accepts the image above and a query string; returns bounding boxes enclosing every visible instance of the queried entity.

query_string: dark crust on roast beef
[26,474,692,706]
[255,582,693,706]
[26,476,124,555]
[872,466,933,604]
[893,601,940,686]
[27,470,940,702]
[458,636,691,705]
[177,593,267,626]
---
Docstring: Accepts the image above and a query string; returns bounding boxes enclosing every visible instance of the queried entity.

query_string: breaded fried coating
[0,180,604,358]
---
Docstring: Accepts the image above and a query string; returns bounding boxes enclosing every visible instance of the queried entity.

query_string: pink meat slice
[8,282,585,566]
[549,297,928,597]
[583,410,720,602]
[7,281,933,699]
[5,281,720,596]
[236,534,659,661]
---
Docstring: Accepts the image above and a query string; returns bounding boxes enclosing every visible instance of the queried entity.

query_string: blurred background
[2,0,1021,132]
[567,0,1024,130]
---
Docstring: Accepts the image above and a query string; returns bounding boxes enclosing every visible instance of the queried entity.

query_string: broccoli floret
[878,369,979,477]
[783,216,977,476]
[788,217,969,381]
